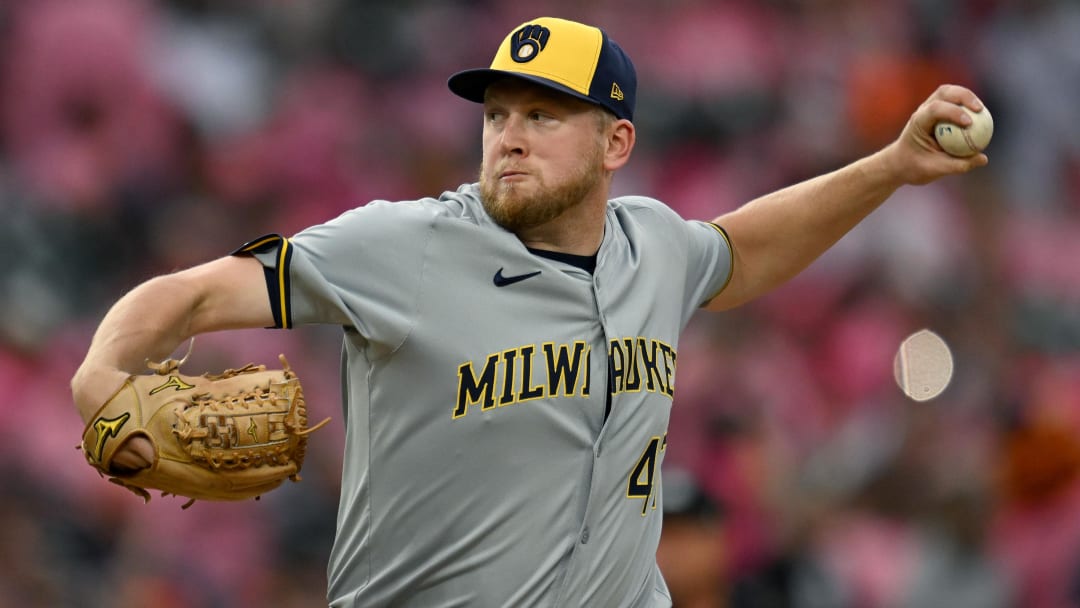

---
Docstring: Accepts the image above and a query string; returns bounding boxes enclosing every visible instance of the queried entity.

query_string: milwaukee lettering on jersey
[452,337,676,419]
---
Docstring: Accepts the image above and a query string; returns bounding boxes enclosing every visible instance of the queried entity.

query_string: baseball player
[71,16,988,607]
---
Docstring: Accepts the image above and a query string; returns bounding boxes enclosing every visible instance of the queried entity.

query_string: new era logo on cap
[447,17,637,121]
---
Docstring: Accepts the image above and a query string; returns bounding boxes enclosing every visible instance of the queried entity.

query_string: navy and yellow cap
[448,17,637,121]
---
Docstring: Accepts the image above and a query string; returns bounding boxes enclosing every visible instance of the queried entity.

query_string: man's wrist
[861,146,908,193]
[71,363,130,423]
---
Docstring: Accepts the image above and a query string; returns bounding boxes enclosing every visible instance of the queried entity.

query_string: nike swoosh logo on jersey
[493,268,541,287]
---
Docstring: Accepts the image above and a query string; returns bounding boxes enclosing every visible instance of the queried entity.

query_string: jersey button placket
[593,277,607,324]
[580,527,590,544]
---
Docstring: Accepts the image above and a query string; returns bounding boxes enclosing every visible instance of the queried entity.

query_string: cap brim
[448,68,599,109]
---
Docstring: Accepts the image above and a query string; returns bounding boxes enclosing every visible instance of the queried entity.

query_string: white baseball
[934,105,993,157]
[893,329,954,402]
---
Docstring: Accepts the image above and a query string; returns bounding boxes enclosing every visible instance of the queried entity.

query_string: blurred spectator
[2,0,186,211]
[979,0,1080,213]
[657,465,729,607]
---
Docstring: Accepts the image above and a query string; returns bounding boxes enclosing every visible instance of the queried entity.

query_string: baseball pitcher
[71,16,988,607]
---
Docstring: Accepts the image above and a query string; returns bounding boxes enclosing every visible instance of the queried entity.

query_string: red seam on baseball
[961,127,978,154]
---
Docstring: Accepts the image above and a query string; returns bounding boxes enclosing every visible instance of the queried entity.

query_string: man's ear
[604,119,635,171]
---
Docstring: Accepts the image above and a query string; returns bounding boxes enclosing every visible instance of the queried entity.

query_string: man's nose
[497,113,528,156]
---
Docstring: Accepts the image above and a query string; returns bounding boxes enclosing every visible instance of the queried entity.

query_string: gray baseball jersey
[235,183,732,607]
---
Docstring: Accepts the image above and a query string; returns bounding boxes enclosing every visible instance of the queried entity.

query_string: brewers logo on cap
[511,24,550,62]
[447,17,637,121]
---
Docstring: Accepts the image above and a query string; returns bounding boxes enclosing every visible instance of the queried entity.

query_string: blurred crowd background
[2,0,1079,606]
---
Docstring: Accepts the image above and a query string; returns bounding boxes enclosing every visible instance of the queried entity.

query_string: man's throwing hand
[886,84,990,186]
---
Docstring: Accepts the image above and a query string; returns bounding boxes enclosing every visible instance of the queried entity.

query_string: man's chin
[479,176,589,233]
[480,184,522,224]
[486,203,531,232]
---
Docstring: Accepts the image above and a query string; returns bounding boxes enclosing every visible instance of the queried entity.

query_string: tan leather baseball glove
[80,351,329,509]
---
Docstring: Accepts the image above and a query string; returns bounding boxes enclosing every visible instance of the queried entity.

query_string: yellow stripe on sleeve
[277,237,291,329]
[707,222,735,297]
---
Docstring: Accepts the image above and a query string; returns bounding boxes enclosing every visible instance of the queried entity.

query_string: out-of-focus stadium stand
[4,1,1079,606]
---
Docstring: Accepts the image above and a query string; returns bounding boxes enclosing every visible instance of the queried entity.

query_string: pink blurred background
[3,1,1079,606]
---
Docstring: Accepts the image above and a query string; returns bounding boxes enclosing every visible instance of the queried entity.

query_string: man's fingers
[916,85,986,143]
[920,98,976,131]
[941,152,988,177]
[931,83,984,112]
[110,436,154,473]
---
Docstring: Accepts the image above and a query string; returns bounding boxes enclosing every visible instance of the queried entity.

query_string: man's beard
[479,149,604,233]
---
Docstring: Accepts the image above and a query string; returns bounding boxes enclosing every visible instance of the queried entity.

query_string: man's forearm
[707,150,902,310]
[74,255,272,383]
[704,85,988,311]
[84,275,201,371]
[71,273,202,416]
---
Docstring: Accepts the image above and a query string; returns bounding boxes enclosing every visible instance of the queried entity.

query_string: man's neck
[517,195,607,256]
